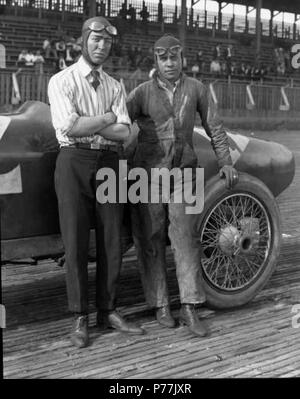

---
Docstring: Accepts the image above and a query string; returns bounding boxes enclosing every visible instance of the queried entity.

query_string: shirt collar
[156,74,181,93]
[77,56,104,80]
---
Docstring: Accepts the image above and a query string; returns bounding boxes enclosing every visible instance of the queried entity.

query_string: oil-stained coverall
[126,72,233,308]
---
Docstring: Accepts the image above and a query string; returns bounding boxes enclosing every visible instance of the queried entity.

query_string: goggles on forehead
[88,21,117,36]
[154,45,182,57]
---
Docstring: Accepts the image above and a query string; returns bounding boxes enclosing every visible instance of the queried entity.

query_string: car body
[0,101,295,262]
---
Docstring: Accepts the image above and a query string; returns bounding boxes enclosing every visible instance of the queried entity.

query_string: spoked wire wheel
[197,173,281,309]
[201,193,270,291]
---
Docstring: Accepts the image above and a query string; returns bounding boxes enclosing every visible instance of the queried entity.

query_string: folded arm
[48,76,131,141]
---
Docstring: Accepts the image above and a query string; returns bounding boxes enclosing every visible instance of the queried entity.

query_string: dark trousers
[55,147,123,314]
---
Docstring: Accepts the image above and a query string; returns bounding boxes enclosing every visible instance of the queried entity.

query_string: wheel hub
[218,222,258,256]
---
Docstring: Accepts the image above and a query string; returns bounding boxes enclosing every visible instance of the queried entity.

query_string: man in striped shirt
[48,16,144,349]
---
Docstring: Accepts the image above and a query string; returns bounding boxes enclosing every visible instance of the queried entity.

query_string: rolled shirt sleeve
[48,75,80,137]
[111,84,131,126]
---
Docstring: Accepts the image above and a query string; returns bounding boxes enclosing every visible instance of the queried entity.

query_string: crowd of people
[13,25,295,83]
[189,42,293,81]
[16,31,82,74]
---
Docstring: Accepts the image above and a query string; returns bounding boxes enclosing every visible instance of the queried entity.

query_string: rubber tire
[197,172,282,309]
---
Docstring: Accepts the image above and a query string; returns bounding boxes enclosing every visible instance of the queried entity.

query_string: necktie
[91,70,100,91]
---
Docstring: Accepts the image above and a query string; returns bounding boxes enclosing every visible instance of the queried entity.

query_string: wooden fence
[2,70,300,113]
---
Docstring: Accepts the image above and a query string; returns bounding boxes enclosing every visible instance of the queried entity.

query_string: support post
[269,9,273,39]
[179,0,187,50]
[255,0,262,61]
[218,1,222,31]
[245,5,249,34]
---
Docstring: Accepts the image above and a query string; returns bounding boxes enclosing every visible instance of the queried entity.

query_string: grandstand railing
[2,70,300,113]
[1,0,299,40]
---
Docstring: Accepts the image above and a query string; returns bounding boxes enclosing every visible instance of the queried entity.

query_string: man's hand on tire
[219,165,239,189]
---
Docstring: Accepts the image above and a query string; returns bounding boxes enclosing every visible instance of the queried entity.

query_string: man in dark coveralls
[48,17,144,348]
[126,34,238,337]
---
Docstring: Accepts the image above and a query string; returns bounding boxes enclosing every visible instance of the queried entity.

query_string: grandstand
[1,0,300,115]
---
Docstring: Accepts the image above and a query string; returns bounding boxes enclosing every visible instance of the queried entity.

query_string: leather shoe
[70,315,89,348]
[179,304,208,337]
[97,310,145,335]
[156,305,176,328]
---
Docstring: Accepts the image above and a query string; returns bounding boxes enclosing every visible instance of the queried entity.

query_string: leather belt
[66,143,122,153]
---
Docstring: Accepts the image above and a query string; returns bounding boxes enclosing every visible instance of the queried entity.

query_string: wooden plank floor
[3,129,300,379]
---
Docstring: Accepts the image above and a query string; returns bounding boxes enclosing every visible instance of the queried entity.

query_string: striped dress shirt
[48,56,131,147]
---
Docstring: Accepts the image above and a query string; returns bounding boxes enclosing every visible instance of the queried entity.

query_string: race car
[0,100,295,308]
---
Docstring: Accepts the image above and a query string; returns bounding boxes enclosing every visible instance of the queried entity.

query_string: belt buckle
[91,142,100,150]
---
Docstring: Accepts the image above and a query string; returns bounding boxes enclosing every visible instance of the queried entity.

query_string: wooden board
[2,129,300,379]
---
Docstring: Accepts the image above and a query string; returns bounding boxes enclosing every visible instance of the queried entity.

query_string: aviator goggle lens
[89,22,117,36]
[154,45,182,56]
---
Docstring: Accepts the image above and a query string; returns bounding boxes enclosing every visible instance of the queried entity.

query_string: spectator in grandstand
[191,62,199,78]
[65,32,76,46]
[72,37,82,61]
[213,43,222,59]
[65,43,74,66]
[274,47,286,76]
[157,0,163,23]
[33,50,45,75]
[126,33,238,339]
[140,1,150,34]
[284,49,291,75]
[127,44,137,69]
[99,0,106,16]
[128,4,137,27]
[118,2,127,20]
[56,24,65,39]
[134,46,143,68]
[225,44,233,76]
[42,38,52,58]
[274,47,280,70]
[195,49,205,73]
[48,16,144,349]
[55,53,67,72]
[244,64,252,79]
[239,62,247,76]
[220,61,227,76]
[55,38,66,58]
[25,50,35,66]
[141,46,154,72]
[260,63,267,82]
[16,49,35,72]
[277,61,285,76]
[17,49,28,67]
[210,58,221,76]
[230,61,238,77]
